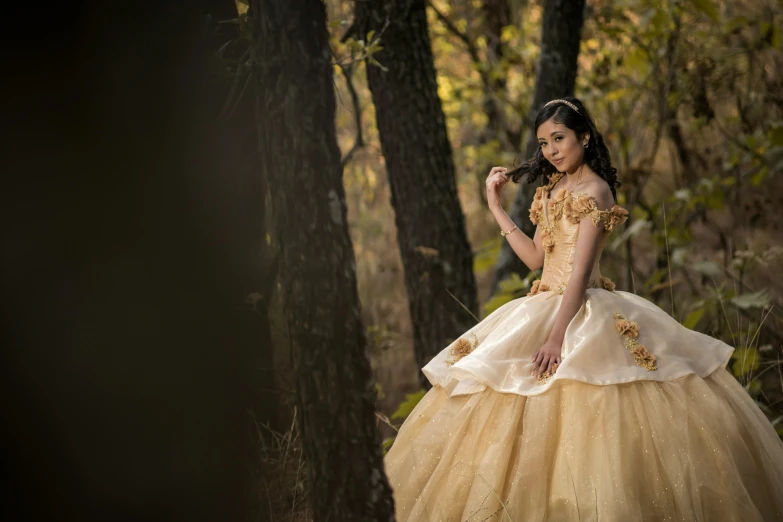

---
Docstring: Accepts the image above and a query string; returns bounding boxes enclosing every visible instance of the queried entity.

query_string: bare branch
[638,10,682,196]
[426,1,481,65]
[218,49,251,122]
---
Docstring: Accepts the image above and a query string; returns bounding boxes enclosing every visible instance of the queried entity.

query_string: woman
[384,97,783,521]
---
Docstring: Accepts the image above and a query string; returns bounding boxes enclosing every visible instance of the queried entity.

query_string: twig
[637,11,681,196]
[427,1,519,146]
[221,71,253,122]
[375,412,399,433]
[662,202,675,319]
[445,287,480,324]
[332,19,391,68]
[447,461,513,521]
[464,490,492,521]
[218,48,250,121]
[426,1,480,65]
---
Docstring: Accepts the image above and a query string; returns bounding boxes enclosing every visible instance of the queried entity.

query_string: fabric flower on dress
[528,174,564,225]
[605,207,629,232]
[445,332,480,366]
[548,188,568,221]
[587,276,617,292]
[615,318,640,338]
[631,345,657,368]
[545,173,565,190]
[563,194,630,233]
[599,276,616,291]
[613,312,657,371]
[564,194,595,224]
[527,279,551,296]
[529,198,544,225]
[536,362,558,385]
[541,230,555,253]
[588,205,628,232]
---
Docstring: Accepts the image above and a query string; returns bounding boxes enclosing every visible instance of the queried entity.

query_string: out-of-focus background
[3,1,782,521]
[327,0,783,434]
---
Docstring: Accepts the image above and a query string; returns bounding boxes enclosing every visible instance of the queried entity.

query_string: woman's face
[536,118,587,174]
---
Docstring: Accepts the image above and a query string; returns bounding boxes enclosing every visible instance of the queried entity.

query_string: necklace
[561,164,586,192]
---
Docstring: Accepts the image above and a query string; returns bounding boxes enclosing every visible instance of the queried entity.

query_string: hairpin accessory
[544,99,580,114]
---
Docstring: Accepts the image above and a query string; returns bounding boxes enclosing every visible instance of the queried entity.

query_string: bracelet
[500,224,518,237]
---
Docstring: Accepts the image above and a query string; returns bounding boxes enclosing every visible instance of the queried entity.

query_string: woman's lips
[553,158,564,165]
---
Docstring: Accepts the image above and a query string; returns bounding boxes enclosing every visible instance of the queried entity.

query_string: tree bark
[355,0,478,387]
[482,0,511,136]
[251,1,396,520]
[490,0,586,296]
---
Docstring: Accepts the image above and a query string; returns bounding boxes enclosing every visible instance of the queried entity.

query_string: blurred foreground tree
[250,0,396,519]
[491,0,586,295]
[206,0,283,430]
[2,1,265,521]
[355,0,478,387]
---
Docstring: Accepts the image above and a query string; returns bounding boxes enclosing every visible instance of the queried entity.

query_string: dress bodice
[527,172,629,296]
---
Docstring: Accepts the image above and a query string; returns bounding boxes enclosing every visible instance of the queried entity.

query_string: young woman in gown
[383,97,783,521]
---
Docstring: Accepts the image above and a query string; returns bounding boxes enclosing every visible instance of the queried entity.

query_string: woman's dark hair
[507,97,620,201]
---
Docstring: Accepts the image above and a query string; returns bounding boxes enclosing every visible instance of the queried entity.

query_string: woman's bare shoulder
[576,175,614,210]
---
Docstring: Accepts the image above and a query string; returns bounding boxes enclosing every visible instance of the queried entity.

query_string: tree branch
[426,1,481,65]
[338,62,364,167]
[339,23,356,44]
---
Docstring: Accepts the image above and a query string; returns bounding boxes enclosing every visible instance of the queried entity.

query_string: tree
[481,0,513,136]
[2,2,268,521]
[355,0,478,387]
[491,0,586,294]
[250,0,396,520]
[429,0,521,203]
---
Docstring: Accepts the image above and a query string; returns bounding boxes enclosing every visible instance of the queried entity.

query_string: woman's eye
[555,137,562,141]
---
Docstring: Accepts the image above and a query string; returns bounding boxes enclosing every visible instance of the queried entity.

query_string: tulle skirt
[385,368,783,521]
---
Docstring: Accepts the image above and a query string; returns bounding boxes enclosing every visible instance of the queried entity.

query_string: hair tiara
[544,99,580,114]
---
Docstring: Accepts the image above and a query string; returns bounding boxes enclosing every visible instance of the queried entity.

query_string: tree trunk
[207,4,284,519]
[355,0,478,388]
[2,2,265,521]
[482,0,511,136]
[251,1,396,520]
[474,0,516,205]
[490,0,586,296]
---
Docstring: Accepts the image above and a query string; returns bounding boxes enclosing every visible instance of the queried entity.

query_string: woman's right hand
[485,166,509,210]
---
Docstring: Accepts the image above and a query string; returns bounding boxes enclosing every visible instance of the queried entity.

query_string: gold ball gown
[384,173,783,521]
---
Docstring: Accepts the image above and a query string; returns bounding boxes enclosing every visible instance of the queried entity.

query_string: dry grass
[252,411,311,522]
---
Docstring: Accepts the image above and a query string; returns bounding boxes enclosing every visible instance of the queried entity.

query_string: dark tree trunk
[490,0,586,296]
[206,0,284,433]
[2,2,266,521]
[355,0,478,387]
[251,1,396,520]
[207,4,284,519]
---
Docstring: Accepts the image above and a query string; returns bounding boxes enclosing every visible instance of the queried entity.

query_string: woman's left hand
[531,339,562,378]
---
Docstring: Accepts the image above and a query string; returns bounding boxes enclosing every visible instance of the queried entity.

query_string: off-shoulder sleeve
[564,193,629,232]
